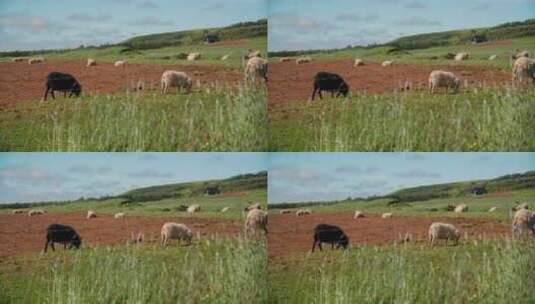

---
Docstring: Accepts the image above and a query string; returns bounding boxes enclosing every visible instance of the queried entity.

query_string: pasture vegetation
[0,84,267,151]
[0,237,267,304]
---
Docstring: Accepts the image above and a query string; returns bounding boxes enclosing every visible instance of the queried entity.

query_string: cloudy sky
[268,0,535,51]
[0,153,267,204]
[268,153,535,204]
[0,0,266,51]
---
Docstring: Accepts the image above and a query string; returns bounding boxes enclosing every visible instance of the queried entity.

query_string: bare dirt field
[268,59,511,106]
[268,212,509,260]
[0,212,241,258]
[0,59,242,107]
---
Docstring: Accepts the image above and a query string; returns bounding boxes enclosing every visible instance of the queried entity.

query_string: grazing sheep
[44,224,82,252]
[296,209,312,216]
[220,207,230,212]
[114,60,127,67]
[489,206,498,212]
[454,52,469,61]
[428,70,460,94]
[43,72,82,101]
[512,57,535,84]
[221,54,230,61]
[514,203,529,211]
[512,209,535,238]
[187,204,201,213]
[488,55,498,60]
[11,209,25,214]
[454,204,468,213]
[245,208,268,235]
[312,224,349,252]
[28,209,45,216]
[428,222,461,246]
[296,57,312,64]
[86,210,97,219]
[160,70,192,94]
[310,71,349,101]
[247,50,262,58]
[353,211,365,219]
[279,209,292,214]
[382,213,393,219]
[279,57,292,62]
[12,57,25,62]
[187,52,201,61]
[160,222,193,246]
[516,50,529,58]
[381,60,393,67]
[28,57,44,64]
[244,57,268,82]
[114,212,125,219]
[86,58,97,66]
[353,59,364,67]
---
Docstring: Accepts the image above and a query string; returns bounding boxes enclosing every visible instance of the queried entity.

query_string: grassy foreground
[0,84,267,151]
[269,87,535,151]
[268,239,535,304]
[0,237,267,304]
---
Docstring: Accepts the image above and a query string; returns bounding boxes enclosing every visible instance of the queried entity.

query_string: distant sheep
[221,54,230,61]
[12,57,25,62]
[160,222,193,246]
[353,211,365,219]
[279,209,292,214]
[28,209,45,216]
[86,58,97,66]
[28,57,44,65]
[187,53,201,61]
[312,224,349,252]
[244,203,262,213]
[44,224,82,252]
[279,57,292,62]
[310,71,349,101]
[244,57,268,82]
[512,209,535,238]
[514,203,529,210]
[428,70,460,94]
[353,59,364,67]
[187,204,201,213]
[11,209,25,214]
[220,207,230,212]
[114,60,127,67]
[114,212,125,219]
[454,52,469,61]
[488,55,497,60]
[428,222,461,246]
[381,60,393,67]
[489,206,498,212]
[247,50,262,58]
[86,210,97,219]
[454,204,468,213]
[296,209,312,216]
[382,213,392,219]
[512,57,535,84]
[296,57,312,64]
[245,208,268,235]
[516,50,529,58]
[161,70,192,94]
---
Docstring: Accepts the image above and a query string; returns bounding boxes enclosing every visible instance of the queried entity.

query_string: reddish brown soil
[268,60,511,106]
[268,212,509,260]
[0,213,241,258]
[0,59,242,107]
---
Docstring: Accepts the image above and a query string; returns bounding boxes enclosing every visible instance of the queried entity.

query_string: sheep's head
[71,82,82,97]
[339,82,349,97]
[453,77,461,90]
[70,235,82,249]
[453,229,461,241]
[338,235,349,249]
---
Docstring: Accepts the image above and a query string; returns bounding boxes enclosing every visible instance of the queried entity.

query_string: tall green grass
[0,84,267,151]
[269,87,535,151]
[268,239,535,304]
[1,237,267,304]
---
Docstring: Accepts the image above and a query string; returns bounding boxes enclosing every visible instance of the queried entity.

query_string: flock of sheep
[11,202,268,252]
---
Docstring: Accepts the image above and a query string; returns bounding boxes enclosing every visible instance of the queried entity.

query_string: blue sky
[268,153,535,204]
[0,0,266,51]
[268,0,535,51]
[0,153,267,204]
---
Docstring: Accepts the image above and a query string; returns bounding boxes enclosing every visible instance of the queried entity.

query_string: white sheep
[296,57,312,64]
[514,202,529,210]
[489,206,498,212]
[244,57,268,82]
[87,210,97,219]
[353,59,364,67]
[160,70,192,94]
[428,222,461,246]
[279,209,292,214]
[187,204,201,213]
[454,52,469,61]
[488,55,498,60]
[353,211,365,219]
[220,207,230,212]
[382,213,392,219]
[296,209,312,216]
[86,58,97,66]
[187,52,201,61]
[454,204,468,213]
[512,57,535,84]
[512,209,535,238]
[12,57,25,62]
[160,222,193,246]
[28,209,45,216]
[381,60,393,67]
[245,208,268,235]
[247,50,261,58]
[221,54,230,61]
[279,57,292,62]
[11,209,25,214]
[28,57,44,65]
[516,50,529,58]
[428,70,460,94]
[114,212,125,219]
[114,60,127,67]
[245,203,262,211]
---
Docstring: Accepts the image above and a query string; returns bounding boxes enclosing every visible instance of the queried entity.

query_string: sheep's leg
[43,86,50,101]
[44,240,49,253]
[50,91,56,100]
[50,242,55,251]
[318,90,323,99]
[312,240,317,252]
[64,243,67,249]
[161,234,166,246]
[310,86,318,101]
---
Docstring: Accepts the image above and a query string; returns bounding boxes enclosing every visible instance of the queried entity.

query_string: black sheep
[44,224,82,252]
[43,72,82,101]
[310,72,349,101]
[312,224,349,252]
